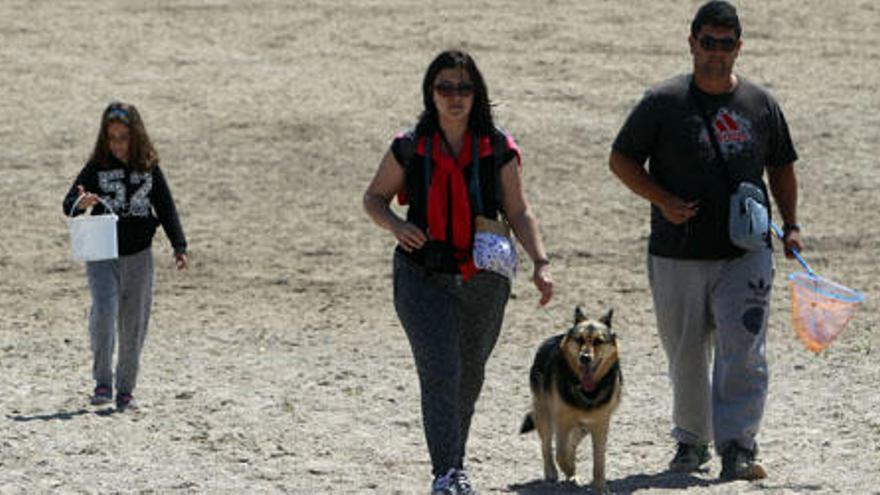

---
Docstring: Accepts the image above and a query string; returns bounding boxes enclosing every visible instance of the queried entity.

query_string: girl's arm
[62,162,98,216]
[150,166,188,260]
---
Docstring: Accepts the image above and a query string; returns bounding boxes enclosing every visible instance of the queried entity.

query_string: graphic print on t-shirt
[97,169,153,218]
[128,172,153,217]
[98,169,126,212]
[697,108,753,162]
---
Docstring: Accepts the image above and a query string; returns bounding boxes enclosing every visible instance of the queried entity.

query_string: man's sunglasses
[698,35,738,53]
[434,81,475,97]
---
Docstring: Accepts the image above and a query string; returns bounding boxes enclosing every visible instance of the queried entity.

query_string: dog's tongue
[580,367,596,392]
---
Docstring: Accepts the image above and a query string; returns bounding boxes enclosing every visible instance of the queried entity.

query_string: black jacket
[63,157,187,256]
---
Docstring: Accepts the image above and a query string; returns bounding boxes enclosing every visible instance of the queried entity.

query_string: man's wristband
[782,223,800,233]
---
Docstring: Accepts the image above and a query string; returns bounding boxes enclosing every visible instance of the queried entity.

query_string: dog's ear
[599,308,614,328]
[574,306,588,324]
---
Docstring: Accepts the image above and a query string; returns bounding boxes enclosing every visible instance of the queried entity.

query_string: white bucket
[68,196,118,262]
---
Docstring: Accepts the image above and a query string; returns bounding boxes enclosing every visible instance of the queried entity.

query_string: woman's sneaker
[430,468,477,495]
[669,442,711,472]
[90,385,113,406]
[454,469,477,495]
[431,468,458,495]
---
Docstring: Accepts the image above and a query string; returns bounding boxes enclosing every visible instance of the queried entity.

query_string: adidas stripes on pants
[648,248,773,453]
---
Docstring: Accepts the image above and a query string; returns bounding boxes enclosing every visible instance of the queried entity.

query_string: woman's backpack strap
[492,127,509,207]
[394,129,418,166]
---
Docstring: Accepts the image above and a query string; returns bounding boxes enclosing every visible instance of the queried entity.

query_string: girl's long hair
[415,50,495,138]
[89,101,158,172]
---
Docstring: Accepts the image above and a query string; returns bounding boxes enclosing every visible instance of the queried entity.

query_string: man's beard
[696,60,732,81]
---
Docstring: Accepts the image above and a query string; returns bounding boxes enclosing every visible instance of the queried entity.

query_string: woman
[363,50,553,494]
[63,101,188,411]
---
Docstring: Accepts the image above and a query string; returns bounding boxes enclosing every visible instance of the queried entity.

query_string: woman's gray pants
[393,252,510,477]
[86,247,154,395]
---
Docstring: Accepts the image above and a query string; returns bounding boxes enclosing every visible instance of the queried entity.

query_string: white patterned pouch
[472,215,517,280]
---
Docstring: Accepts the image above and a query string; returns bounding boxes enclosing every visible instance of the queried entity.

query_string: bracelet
[533,258,550,268]
[783,223,800,233]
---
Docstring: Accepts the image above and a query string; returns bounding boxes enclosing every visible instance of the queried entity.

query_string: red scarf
[395,131,521,281]
[419,132,494,280]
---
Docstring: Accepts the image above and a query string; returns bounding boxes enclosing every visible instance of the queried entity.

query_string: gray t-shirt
[612,74,798,259]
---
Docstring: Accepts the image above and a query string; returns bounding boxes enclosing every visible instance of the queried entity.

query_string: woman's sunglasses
[698,35,738,53]
[434,81,475,97]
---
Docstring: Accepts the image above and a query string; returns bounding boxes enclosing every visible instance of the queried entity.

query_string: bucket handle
[68,194,117,219]
[770,222,814,276]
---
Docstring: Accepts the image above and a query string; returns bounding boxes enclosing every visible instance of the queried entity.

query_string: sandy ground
[1,0,879,493]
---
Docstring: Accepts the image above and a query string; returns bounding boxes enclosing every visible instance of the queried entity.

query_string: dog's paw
[591,480,609,494]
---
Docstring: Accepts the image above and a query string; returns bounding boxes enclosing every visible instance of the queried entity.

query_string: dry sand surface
[2,0,879,493]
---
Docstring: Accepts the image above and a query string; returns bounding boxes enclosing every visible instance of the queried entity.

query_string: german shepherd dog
[520,307,622,491]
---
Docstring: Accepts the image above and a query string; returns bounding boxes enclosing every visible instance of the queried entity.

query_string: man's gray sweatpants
[648,248,773,453]
[86,247,154,395]
[393,251,510,477]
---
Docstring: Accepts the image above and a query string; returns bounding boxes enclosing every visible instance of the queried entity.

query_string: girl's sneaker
[115,393,137,411]
[90,385,113,406]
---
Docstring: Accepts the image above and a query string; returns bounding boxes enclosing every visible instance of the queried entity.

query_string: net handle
[770,222,814,276]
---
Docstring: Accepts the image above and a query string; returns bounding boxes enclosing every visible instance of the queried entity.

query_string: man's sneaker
[719,443,767,481]
[669,442,711,472]
[454,469,477,495]
[115,393,138,411]
[90,385,113,406]
[431,468,459,495]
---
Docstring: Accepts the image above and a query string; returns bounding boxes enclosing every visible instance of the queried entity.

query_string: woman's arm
[498,159,553,306]
[363,150,426,252]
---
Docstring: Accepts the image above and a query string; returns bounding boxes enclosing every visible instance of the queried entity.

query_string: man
[609,0,802,481]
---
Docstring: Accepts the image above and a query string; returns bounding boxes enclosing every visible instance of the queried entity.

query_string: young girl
[63,101,188,411]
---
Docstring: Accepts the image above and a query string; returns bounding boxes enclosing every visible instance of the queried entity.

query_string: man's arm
[767,162,797,226]
[767,162,801,257]
[609,150,698,225]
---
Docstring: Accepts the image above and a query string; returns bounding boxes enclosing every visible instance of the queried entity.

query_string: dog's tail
[519,412,535,434]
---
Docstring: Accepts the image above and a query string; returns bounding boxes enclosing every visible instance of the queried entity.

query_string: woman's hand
[364,150,423,250]
[532,261,553,306]
[391,220,427,252]
[76,185,100,210]
[174,252,188,270]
